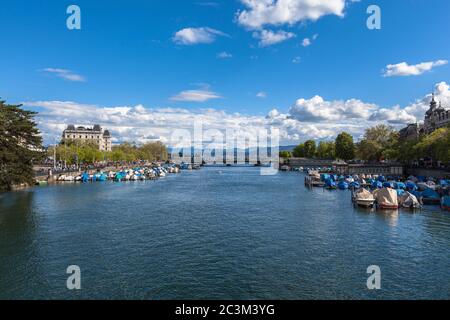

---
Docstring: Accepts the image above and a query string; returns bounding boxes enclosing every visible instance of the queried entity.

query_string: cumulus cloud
[237,0,348,29]
[383,60,448,77]
[173,27,229,45]
[253,29,295,47]
[24,82,450,147]
[41,68,86,82]
[289,95,377,122]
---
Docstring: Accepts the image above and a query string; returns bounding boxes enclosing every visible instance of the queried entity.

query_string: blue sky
[1,0,449,145]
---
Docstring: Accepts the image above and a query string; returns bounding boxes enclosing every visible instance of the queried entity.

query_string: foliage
[357,125,399,161]
[279,151,292,158]
[335,132,355,161]
[0,101,44,190]
[316,141,335,159]
[303,140,316,158]
[292,143,305,158]
[48,140,168,165]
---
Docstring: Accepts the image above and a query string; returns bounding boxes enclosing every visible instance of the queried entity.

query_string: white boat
[354,189,376,208]
[399,192,422,210]
[373,188,399,210]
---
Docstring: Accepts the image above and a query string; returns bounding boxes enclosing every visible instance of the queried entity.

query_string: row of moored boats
[305,170,450,211]
[55,163,196,183]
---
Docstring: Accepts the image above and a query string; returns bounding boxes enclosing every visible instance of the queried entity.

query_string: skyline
[1,0,449,145]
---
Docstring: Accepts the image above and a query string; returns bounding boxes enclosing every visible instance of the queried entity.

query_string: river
[0,166,449,299]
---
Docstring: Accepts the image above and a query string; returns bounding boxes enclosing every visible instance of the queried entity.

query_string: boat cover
[400,192,421,208]
[356,189,375,200]
[373,188,398,206]
[422,188,440,199]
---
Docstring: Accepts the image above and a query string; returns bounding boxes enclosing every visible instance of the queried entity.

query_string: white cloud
[24,82,450,147]
[253,29,295,47]
[256,91,267,98]
[41,68,86,82]
[237,0,348,29]
[217,51,233,59]
[383,60,448,77]
[170,89,222,102]
[302,33,318,47]
[289,95,377,122]
[173,27,229,45]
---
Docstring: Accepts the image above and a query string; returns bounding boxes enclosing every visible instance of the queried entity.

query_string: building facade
[63,124,112,151]
[424,94,450,134]
[400,93,449,140]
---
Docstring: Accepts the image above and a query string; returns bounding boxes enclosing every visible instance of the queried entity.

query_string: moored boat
[354,188,376,208]
[441,196,450,211]
[373,188,399,210]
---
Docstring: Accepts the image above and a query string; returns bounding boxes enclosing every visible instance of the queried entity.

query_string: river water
[0,167,449,299]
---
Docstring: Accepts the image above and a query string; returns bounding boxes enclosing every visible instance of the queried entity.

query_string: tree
[292,143,306,158]
[303,140,316,158]
[414,127,450,164]
[335,132,355,161]
[316,141,335,159]
[279,151,292,158]
[0,101,44,190]
[357,125,399,161]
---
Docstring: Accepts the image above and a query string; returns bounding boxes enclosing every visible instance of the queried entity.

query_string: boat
[422,188,441,205]
[305,171,325,187]
[354,188,376,208]
[442,196,450,212]
[399,192,422,210]
[338,181,349,190]
[373,188,399,210]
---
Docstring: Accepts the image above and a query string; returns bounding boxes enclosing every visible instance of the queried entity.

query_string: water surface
[0,167,449,299]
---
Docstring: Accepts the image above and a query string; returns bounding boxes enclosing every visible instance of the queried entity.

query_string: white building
[62,124,112,151]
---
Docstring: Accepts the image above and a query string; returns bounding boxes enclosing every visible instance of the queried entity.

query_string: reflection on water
[0,168,449,300]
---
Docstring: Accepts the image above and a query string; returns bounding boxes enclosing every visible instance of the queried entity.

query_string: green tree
[279,151,292,158]
[292,143,306,158]
[335,132,355,161]
[414,127,450,163]
[357,125,399,161]
[303,140,316,158]
[316,141,335,159]
[0,101,44,190]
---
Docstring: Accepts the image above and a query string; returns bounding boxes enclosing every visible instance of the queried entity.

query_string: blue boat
[81,172,90,183]
[422,188,441,205]
[372,181,383,189]
[442,196,450,211]
[406,182,417,191]
[338,181,349,190]
[326,179,337,189]
[383,181,394,188]
[394,182,406,190]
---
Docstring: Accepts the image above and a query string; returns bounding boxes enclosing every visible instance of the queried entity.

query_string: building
[400,93,449,140]
[63,124,112,151]
[333,161,404,176]
[399,123,422,141]
[424,94,450,134]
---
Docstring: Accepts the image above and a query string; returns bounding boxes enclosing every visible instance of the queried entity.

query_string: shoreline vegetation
[280,124,450,171]
[1,101,450,192]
